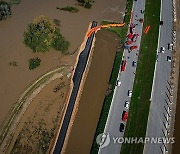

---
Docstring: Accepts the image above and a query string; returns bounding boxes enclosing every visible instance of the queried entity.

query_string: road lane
[143,0,173,153]
[98,0,146,153]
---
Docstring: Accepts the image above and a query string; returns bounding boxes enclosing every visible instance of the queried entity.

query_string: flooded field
[6,74,70,153]
[65,29,120,154]
[0,0,126,125]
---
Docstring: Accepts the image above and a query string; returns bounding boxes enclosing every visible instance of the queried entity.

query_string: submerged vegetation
[10,0,21,5]
[56,6,79,13]
[23,15,69,53]
[28,57,41,70]
[76,0,93,9]
[0,1,11,20]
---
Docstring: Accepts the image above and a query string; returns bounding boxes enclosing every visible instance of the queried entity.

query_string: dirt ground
[0,0,126,126]
[64,29,120,154]
[171,0,180,153]
[5,74,70,153]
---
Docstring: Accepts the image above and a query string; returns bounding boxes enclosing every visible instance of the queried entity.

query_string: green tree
[24,15,69,53]
[0,1,11,20]
[24,15,55,52]
[51,28,70,54]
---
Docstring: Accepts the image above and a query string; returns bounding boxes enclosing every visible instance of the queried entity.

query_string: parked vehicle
[122,111,128,122]
[124,101,130,109]
[116,80,121,86]
[132,61,137,67]
[119,123,125,132]
[160,47,165,53]
[128,90,132,97]
[167,56,172,62]
[160,21,163,25]
[121,60,127,72]
[168,43,173,50]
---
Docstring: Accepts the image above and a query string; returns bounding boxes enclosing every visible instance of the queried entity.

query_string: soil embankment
[172,70,180,154]
[65,29,120,154]
[171,0,180,153]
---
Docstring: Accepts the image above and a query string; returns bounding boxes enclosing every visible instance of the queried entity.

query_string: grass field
[90,1,133,153]
[120,0,161,153]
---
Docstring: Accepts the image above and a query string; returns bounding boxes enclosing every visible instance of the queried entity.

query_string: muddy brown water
[7,76,70,153]
[65,29,120,154]
[0,0,126,125]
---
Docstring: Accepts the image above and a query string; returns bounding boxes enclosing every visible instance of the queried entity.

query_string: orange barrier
[87,26,101,37]
[87,23,125,37]
[144,25,150,34]
[101,23,125,28]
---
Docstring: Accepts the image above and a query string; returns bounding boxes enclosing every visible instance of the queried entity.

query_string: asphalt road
[53,21,97,154]
[143,0,173,153]
[98,0,146,153]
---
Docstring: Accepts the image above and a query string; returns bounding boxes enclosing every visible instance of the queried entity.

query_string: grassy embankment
[120,0,161,153]
[90,0,133,153]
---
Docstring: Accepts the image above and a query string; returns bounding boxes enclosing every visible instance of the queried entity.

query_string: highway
[143,0,173,153]
[53,21,97,154]
[98,0,146,153]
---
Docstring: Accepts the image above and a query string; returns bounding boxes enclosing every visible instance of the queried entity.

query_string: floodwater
[65,29,120,154]
[0,0,126,125]
[6,76,70,153]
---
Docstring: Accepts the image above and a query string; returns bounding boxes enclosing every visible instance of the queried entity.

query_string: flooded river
[0,0,126,126]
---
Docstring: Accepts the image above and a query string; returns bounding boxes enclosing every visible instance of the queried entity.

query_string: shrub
[10,0,21,5]
[57,6,79,13]
[84,1,92,9]
[28,57,41,70]
[0,1,11,20]
[76,0,93,9]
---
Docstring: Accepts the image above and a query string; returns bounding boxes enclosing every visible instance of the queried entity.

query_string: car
[160,47,165,53]
[116,80,121,86]
[132,61,137,67]
[122,111,128,122]
[121,60,127,72]
[124,101,130,109]
[160,21,163,25]
[168,43,173,50]
[167,56,172,62]
[119,123,125,132]
[128,90,132,97]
